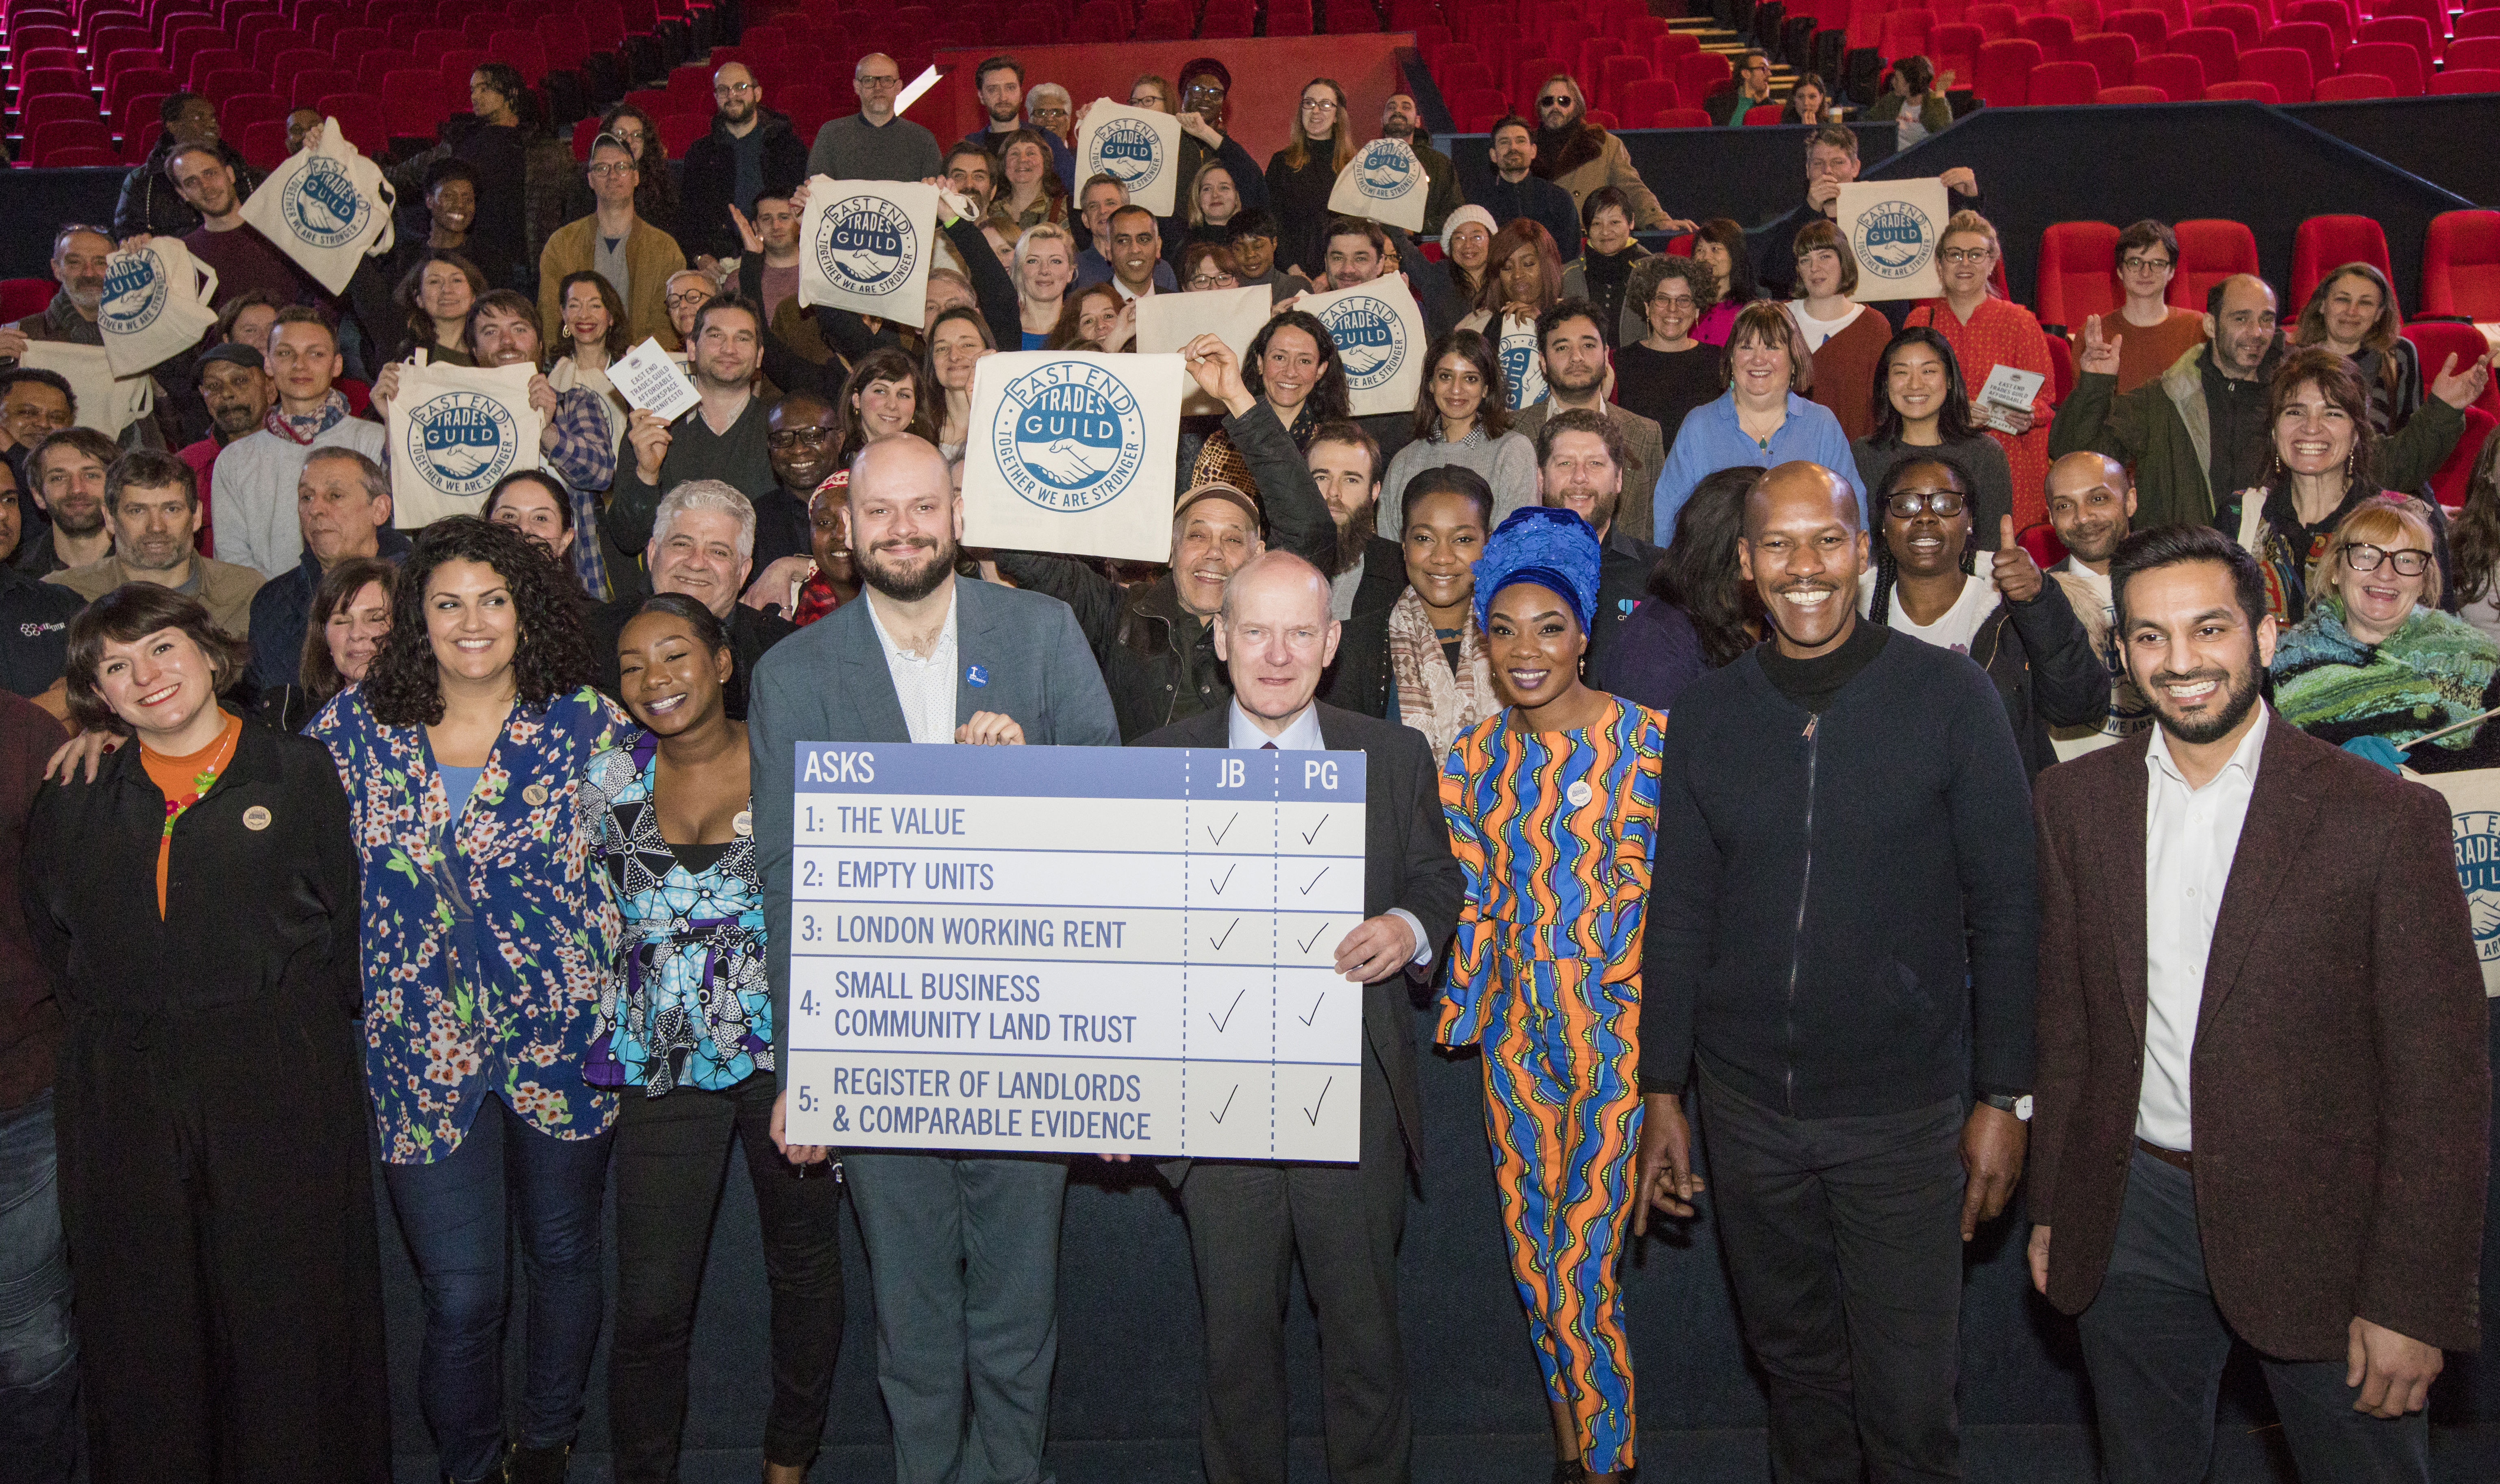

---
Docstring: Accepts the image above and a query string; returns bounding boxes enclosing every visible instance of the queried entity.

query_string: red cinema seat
[2235,44,2314,99]
[2028,58,2100,100]
[2337,40,2424,91]
[1618,76,1679,119]
[26,120,114,164]
[41,145,128,167]
[2034,219,2121,328]
[2194,3,2262,47]
[2312,70,2396,97]
[2461,11,2500,42]
[1975,37,2044,102]
[2205,78,2280,97]
[2400,321,2496,417]
[290,67,354,109]
[2132,49,2207,97]
[2450,35,2500,69]
[1597,54,1650,109]
[2423,209,2500,320]
[1971,2,2022,36]
[2056,0,2105,33]
[2428,406,2494,511]
[2019,13,2076,58]
[1674,50,1731,98]
[2263,19,2338,76]
[315,94,385,151]
[17,94,101,137]
[2430,68,2500,94]
[1929,22,1986,80]
[1882,8,1935,55]
[236,117,289,169]
[1652,106,1713,126]
[2167,24,2239,80]
[0,280,54,320]
[2103,7,2170,47]
[2354,15,2435,72]
[2291,214,2393,311]
[2168,217,2260,308]
[2017,520,2069,567]
[2045,329,2077,402]
[2075,31,2140,85]
[1741,101,1782,122]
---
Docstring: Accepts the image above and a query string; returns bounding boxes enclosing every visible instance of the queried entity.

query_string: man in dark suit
[749,434,1120,1484]
[1137,550,1462,1484]
[2028,524,2489,1483]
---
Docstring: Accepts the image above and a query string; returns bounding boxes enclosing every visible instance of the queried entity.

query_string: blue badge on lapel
[966,663,989,687]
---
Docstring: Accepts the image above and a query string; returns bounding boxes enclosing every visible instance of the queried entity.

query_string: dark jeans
[1178,1049,1410,1484]
[0,1091,76,1484]
[2077,1148,2431,1484]
[1699,1070,1968,1484]
[609,1071,846,1482]
[383,1092,616,1484]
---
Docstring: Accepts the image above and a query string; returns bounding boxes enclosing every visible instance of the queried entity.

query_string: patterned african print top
[309,684,629,1163]
[581,732,771,1096]
[1435,695,1667,1048]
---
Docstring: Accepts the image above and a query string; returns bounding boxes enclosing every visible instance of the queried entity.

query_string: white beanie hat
[1440,204,1497,256]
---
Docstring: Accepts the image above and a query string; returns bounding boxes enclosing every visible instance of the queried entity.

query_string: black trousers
[2076,1148,2431,1484]
[607,1070,846,1482]
[1699,1070,1968,1484]
[1177,1048,1411,1484]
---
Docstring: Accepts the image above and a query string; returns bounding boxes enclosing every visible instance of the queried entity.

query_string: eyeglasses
[1885,489,1967,519]
[2343,542,2432,576]
[2120,255,2174,272]
[1032,105,1069,120]
[1187,272,1238,289]
[714,81,756,96]
[586,161,637,177]
[1301,98,1338,111]
[856,73,901,87]
[1938,247,1992,265]
[1537,94,1573,106]
[666,289,714,307]
[769,426,838,448]
[1650,292,1696,311]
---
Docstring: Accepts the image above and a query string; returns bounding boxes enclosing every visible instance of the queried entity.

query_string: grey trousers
[1178,1049,1410,1484]
[843,1150,1069,1484]
[2076,1148,2431,1484]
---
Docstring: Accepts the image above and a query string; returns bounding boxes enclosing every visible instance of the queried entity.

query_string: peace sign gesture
[2078,314,2122,378]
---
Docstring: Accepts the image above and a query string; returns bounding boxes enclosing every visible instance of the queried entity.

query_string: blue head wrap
[1472,505,1602,635]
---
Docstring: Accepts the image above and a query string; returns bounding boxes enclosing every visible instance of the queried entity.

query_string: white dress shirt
[2137,708,2268,1151]
[865,587,960,745]
[1226,700,1430,967]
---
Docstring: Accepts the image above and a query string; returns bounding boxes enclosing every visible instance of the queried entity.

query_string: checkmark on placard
[1303,1077,1332,1125]
[1209,988,1246,1033]
[1209,917,1241,950]
[1296,922,1328,955]
[1209,863,1237,893]
[1301,812,1329,843]
[1299,993,1324,1026]
[1209,1085,1239,1123]
[1300,865,1327,894]
[1208,813,1239,845]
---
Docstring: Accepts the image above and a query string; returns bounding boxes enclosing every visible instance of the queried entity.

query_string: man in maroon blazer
[2028,524,2489,1482]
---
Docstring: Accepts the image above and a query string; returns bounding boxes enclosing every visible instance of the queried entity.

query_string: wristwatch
[1978,1091,2034,1121]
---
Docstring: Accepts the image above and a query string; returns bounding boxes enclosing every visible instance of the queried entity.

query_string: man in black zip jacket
[1632,460,2037,1484]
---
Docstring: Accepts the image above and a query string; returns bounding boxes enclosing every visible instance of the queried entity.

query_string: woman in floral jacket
[309,517,629,1484]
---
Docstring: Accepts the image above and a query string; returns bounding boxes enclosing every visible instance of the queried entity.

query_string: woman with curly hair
[1186,310,1351,499]
[1613,256,1721,444]
[591,593,845,1484]
[25,584,389,1482]
[307,517,631,1484]
[1596,463,1765,710]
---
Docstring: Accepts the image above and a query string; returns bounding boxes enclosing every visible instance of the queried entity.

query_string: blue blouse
[309,684,630,1164]
[581,734,771,1095]
[1650,389,1867,538]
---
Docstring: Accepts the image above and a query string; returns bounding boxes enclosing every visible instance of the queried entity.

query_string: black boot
[506,1440,573,1484]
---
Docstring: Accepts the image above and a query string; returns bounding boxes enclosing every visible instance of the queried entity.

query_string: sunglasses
[1538,94,1573,106]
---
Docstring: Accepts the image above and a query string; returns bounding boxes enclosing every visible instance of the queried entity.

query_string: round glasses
[1885,489,1967,519]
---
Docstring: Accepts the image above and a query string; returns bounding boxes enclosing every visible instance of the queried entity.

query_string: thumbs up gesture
[1991,515,2043,602]
[2078,314,2121,378]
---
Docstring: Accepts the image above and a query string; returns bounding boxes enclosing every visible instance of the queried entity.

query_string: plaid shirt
[541,385,618,600]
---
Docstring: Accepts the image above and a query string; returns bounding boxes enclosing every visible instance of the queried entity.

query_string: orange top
[138,709,242,918]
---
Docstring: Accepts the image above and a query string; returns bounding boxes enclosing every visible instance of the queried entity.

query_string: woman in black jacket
[21,585,387,1484]
[1863,453,2107,779]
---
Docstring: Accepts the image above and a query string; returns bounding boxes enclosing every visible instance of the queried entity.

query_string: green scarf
[2270,598,2500,753]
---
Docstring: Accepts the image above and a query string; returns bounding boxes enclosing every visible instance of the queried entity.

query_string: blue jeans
[383,1093,615,1483]
[0,1091,76,1484]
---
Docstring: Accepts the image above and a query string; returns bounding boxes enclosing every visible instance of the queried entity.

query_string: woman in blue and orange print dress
[1437,506,1667,1484]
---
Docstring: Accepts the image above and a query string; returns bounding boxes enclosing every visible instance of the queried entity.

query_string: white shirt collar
[2146,705,2268,793]
[1227,698,1325,751]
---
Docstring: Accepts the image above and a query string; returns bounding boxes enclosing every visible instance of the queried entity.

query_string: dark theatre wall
[372,1004,2500,1480]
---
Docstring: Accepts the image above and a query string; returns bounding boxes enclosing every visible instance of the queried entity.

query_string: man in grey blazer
[1510,298,1666,545]
[751,434,1119,1484]
[1136,551,1464,1484]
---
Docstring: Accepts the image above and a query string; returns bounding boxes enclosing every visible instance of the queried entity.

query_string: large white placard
[1076,99,1183,217]
[20,341,151,438]
[1840,178,1951,302]
[782,743,1369,1159]
[98,237,218,377]
[1299,274,1429,418]
[1327,138,1429,233]
[239,118,395,294]
[2415,765,2500,998]
[384,359,544,528]
[799,176,940,322]
[1136,284,1273,417]
[961,350,1184,564]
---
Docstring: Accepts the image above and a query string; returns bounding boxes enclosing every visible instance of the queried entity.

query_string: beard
[1331,501,1376,578]
[858,530,959,602]
[2143,654,2265,745]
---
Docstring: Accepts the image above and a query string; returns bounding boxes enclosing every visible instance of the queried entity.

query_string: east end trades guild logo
[405,391,521,499]
[1353,141,1419,200]
[100,251,167,335]
[1089,117,1166,195]
[2455,810,2500,962]
[1312,294,1406,393]
[992,361,1147,513]
[1853,198,1935,282]
[280,155,365,250]
[814,194,920,300]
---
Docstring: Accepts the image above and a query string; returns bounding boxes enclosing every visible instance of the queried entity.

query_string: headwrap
[1439,204,1496,258]
[1472,505,1601,634]
[1177,57,1232,92]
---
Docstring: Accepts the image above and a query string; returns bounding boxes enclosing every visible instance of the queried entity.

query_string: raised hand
[1182,333,1254,415]
[2431,351,2493,412]
[728,204,763,256]
[1991,515,2043,602]
[2078,314,2121,378]
[627,407,673,482]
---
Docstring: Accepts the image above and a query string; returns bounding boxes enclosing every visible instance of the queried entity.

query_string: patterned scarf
[265,389,348,446]
[1387,586,1496,757]
[2271,598,2500,754]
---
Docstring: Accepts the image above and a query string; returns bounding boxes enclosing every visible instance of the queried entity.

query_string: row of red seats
[2030,211,2500,328]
